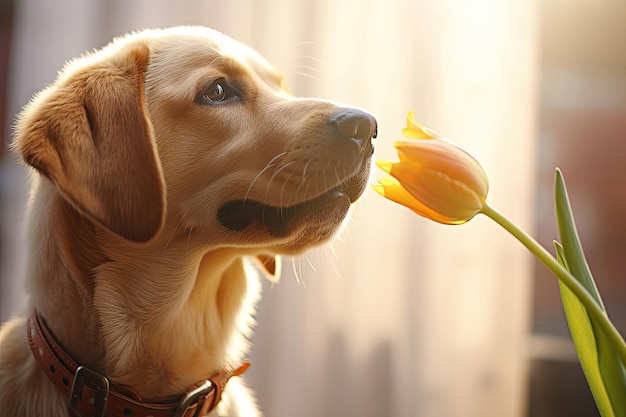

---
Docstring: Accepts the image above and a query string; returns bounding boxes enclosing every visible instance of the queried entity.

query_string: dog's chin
[217,174,367,239]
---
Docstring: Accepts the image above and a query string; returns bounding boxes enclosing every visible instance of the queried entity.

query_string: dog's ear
[14,42,165,243]
[255,255,281,283]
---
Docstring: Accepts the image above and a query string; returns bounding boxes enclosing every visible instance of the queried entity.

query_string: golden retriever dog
[0,26,376,417]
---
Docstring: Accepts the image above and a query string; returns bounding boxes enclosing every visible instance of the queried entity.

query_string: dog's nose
[329,108,377,144]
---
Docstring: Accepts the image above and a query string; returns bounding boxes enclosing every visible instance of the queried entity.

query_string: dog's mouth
[217,175,366,237]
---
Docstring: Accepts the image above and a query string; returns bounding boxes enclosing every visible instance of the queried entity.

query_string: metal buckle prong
[68,366,110,417]
[174,379,213,417]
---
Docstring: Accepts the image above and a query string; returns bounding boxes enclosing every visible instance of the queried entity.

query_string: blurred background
[0,0,624,416]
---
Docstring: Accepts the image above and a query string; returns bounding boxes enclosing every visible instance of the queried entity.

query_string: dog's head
[14,26,376,258]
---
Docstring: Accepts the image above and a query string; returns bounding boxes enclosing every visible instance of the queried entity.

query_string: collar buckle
[69,365,110,417]
[174,380,213,417]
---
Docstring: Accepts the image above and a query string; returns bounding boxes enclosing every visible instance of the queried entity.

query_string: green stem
[480,203,626,367]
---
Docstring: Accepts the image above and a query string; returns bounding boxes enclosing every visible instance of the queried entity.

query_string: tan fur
[0,26,374,417]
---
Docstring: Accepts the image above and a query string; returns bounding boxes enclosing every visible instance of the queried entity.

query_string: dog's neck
[24,178,258,398]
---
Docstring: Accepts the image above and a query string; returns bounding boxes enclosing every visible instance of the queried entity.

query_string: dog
[0,26,376,417]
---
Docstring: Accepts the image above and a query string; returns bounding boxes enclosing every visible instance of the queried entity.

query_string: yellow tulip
[376,113,626,413]
[374,111,489,224]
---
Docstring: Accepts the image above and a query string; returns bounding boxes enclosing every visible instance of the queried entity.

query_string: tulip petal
[402,110,436,139]
[375,159,394,174]
[373,176,461,224]
[386,161,484,223]
[395,140,489,197]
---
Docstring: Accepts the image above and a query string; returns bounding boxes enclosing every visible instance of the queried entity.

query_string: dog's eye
[200,79,240,104]
[205,83,226,102]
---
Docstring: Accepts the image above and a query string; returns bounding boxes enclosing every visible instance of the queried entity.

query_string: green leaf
[555,242,615,417]
[554,169,626,417]
[554,169,603,307]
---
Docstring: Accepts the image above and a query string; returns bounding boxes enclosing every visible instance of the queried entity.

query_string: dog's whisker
[244,152,288,203]
[290,257,301,285]
[279,171,296,215]
[301,159,311,183]
[295,55,327,81]
[264,160,297,201]
[293,158,312,198]
[297,55,328,67]
[267,151,289,166]
[299,259,308,290]
[260,205,267,228]
[291,257,307,289]
[295,72,317,80]
[295,64,321,74]
[300,179,313,206]
[303,252,317,273]
[321,168,330,196]
[326,241,344,279]
[294,174,310,199]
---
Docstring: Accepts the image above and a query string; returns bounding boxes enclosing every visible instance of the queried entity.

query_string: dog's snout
[329,108,377,143]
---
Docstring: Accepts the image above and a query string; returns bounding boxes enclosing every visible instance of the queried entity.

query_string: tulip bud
[374,111,489,224]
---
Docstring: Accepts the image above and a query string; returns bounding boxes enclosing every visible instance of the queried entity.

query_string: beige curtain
[2,1,538,416]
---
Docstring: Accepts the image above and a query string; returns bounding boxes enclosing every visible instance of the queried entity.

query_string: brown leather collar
[26,310,249,417]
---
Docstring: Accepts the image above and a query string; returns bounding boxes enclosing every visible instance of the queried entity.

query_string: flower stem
[480,203,626,367]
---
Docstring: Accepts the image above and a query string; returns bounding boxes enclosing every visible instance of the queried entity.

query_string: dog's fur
[0,26,375,416]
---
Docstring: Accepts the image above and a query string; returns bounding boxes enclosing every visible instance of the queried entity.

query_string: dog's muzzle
[218,108,377,236]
